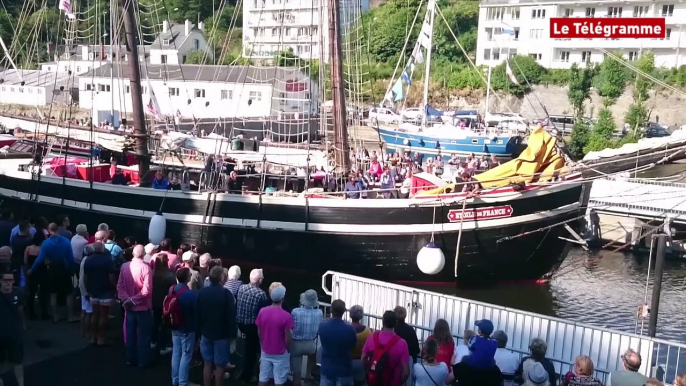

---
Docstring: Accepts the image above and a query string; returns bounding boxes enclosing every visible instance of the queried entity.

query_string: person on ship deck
[152,171,169,190]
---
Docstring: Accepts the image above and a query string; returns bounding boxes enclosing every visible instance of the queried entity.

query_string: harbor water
[264,247,686,343]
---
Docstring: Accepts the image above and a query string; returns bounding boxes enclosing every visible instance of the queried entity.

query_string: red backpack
[162,285,188,330]
[366,332,401,386]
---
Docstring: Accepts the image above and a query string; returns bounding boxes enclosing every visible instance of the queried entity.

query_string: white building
[0,69,78,107]
[476,0,686,69]
[40,19,213,76]
[78,63,318,119]
[242,0,369,62]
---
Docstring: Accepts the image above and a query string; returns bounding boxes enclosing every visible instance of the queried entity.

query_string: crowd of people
[0,209,683,386]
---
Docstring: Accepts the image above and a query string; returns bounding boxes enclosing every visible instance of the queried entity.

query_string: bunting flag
[391,78,404,102]
[145,79,164,121]
[505,61,519,85]
[414,47,424,64]
[401,68,412,86]
[500,22,515,36]
[58,0,76,20]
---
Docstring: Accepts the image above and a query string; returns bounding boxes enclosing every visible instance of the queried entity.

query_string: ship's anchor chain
[453,198,468,278]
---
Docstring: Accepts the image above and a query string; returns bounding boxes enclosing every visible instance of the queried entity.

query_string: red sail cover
[411,172,447,196]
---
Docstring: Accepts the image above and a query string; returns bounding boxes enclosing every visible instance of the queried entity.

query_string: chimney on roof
[163,20,169,33]
[185,19,191,36]
[198,21,205,32]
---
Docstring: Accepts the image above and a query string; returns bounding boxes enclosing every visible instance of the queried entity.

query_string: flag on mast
[58,0,76,20]
[505,61,519,85]
[145,79,164,121]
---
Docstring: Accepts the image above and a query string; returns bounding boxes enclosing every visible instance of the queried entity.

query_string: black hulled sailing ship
[0,0,589,285]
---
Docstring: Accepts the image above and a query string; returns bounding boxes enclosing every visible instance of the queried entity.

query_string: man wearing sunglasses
[0,269,25,386]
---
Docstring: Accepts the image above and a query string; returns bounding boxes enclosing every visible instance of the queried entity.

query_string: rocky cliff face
[444,85,686,128]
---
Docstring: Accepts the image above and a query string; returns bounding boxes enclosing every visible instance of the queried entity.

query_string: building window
[510,7,520,19]
[86,84,92,91]
[607,7,622,17]
[492,51,500,60]
[529,53,542,61]
[142,86,147,94]
[194,88,205,98]
[628,51,639,61]
[249,91,262,101]
[559,51,570,62]
[486,8,504,20]
[125,85,130,93]
[76,66,81,72]
[193,39,199,49]
[563,8,573,17]
[483,49,491,60]
[163,38,171,45]
[18,88,24,93]
[220,90,232,100]
[582,51,591,63]
[28,88,32,94]
[513,29,520,40]
[9,87,14,92]
[161,55,167,64]
[586,7,595,17]
[37,89,42,94]
[169,87,180,96]
[633,6,648,17]
[508,49,517,58]
[662,4,674,16]
[665,28,672,40]
[182,55,187,63]
[529,29,544,39]
[531,9,546,19]
[98,84,110,92]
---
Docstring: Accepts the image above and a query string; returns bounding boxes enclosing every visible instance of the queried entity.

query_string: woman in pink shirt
[368,156,382,182]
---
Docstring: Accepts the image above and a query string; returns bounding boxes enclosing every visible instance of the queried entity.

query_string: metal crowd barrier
[321,271,686,384]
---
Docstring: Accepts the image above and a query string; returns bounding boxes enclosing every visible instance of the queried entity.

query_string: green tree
[184,49,210,64]
[633,52,655,102]
[584,108,616,153]
[566,63,592,117]
[366,7,415,62]
[595,51,626,101]
[569,121,590,159]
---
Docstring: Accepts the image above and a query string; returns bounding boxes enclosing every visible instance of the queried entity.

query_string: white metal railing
[321,271,686,384]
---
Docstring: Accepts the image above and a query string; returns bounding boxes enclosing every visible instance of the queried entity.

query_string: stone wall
[445,85,686,128]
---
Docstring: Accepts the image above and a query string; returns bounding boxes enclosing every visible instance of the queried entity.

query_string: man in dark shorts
[28,223,76,323]
[0,270,25,386]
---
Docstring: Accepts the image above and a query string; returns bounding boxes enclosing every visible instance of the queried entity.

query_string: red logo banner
[549,18,666,39]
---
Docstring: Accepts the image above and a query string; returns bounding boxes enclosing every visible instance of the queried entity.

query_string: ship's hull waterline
[0,169,586,284]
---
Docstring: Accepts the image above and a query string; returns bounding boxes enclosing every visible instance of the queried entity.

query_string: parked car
[369,107,402,125]
[401,107,423,123]
[645,127,671,138]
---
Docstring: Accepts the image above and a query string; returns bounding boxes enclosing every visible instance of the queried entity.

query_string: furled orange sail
[473,126,567,189]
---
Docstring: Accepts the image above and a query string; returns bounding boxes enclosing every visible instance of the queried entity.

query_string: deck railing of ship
[312,271,686,385]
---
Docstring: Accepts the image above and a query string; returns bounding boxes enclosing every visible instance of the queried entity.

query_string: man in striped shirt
[223,265,242,298]
[290,289,323,386]
[236,269,266,383]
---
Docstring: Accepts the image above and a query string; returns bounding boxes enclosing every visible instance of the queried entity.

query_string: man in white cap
[181,251,201,290]
[198,253,212,285]
[237,269,267,383]
[143,243,158,265]
[256,285,292,386]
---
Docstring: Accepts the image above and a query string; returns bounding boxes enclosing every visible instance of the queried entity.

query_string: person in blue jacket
[28,223,76,323]
[152,171,169,190]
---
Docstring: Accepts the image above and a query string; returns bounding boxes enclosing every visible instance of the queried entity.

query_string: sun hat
[299,289,319,308]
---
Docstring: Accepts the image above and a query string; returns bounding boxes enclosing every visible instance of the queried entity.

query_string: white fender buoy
[149,211,166,245]
[403,138,410,146]
[417,242,445,275]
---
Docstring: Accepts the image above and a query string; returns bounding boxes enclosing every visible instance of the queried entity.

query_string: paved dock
[9,316,233,386]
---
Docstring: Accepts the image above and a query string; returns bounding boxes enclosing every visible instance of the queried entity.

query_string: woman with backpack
[152,253,176,355]
[413,340,453,386]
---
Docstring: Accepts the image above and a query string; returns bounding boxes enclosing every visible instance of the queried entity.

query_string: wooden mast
[121,0,151,187]
[327,0,349,174]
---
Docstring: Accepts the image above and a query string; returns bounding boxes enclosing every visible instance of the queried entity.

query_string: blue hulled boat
[376,107,524,160]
